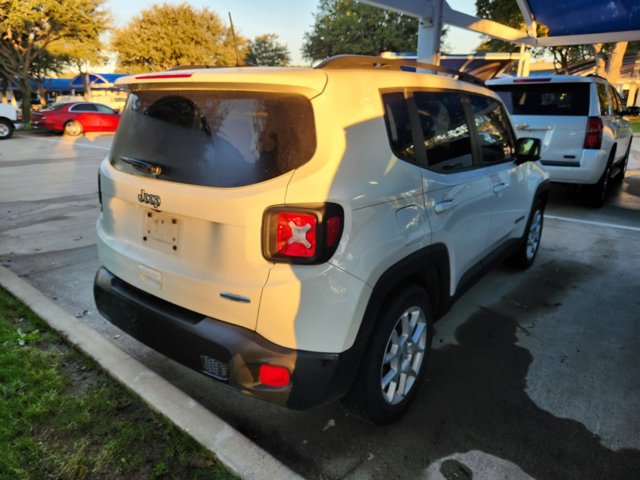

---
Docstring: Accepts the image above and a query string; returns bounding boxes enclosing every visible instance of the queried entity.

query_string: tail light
[259,364,290,387]
[262,203,344,264]
[584,117,603,149]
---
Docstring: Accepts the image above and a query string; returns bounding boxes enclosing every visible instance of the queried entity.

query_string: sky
[105,0,484,66]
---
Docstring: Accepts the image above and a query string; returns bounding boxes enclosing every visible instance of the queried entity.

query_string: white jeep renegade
[94,56,549,424]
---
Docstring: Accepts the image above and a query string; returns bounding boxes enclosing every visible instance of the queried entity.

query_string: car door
[411,90,493,292]
[95,104,120,131]
[71,103,99,130]
[468,94,531,249]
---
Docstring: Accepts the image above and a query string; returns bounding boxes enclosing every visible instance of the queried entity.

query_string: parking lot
[1,131,639,479]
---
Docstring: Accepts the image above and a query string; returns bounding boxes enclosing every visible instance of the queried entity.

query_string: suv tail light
[584,117,603,149]
[262,203,344,264]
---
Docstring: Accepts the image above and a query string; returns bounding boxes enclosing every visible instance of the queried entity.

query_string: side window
[469,95,515,164]
[382,92,415,162]
[413,91,473,172]
[609,86,622,113]
[96,104,115,114]
[71,103,98,112]
[596,83,612,115]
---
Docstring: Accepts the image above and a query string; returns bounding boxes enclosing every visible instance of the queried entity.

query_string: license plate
[143,211,180,252]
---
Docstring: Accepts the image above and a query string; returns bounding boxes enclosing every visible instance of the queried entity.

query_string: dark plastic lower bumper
[93,267,356,409]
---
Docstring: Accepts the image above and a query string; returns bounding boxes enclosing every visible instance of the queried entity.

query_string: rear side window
[110,90,316,188]
[382,92,415,162]
[492,83,589,116]
[414,91,473,172]
[597,83,612,115]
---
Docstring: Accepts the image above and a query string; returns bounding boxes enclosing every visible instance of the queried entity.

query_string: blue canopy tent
[69,73,129,91]
[360,0,640,73]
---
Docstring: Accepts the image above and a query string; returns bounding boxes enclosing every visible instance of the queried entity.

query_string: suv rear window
[491,83,589,116]
[110,90,316,188]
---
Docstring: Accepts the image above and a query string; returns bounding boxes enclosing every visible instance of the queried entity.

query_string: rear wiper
[119,156,163,176]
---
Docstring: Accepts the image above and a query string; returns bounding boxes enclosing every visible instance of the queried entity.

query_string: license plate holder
[143,211,180,252]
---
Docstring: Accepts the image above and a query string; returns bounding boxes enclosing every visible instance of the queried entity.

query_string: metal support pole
[416,0,443,65]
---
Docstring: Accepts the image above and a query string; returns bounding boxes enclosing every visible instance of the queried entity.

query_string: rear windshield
[490,82,590,116]
[110,90,316,188]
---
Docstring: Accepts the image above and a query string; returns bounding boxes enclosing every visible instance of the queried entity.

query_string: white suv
[0,103,23,140]
[487,75,633,207]
[94,56,549,424]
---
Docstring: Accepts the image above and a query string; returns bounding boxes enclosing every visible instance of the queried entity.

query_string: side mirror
[515,137,541,164]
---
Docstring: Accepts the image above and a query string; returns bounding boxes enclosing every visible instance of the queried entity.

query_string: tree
[0,0,108,122]
[111,3,245,73]
[246,34,291,66]
[475,0,523,53]
[49,37,108,101]
[302,0,419,62]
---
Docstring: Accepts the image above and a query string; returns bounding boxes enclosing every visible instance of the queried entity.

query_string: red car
[31,102,121,136]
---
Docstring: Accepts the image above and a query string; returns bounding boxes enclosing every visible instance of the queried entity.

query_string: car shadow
[250,259,640,480]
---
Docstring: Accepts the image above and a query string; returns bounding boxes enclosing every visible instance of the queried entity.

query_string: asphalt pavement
[1,130,639,479]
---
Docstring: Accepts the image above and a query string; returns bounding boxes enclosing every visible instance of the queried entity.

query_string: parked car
[487,75,633,207]
[94,56,549,424]
[0,103,23,139]
[31,101,120,136]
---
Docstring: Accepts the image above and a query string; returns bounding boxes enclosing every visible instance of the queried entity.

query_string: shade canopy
[361,0,640,47]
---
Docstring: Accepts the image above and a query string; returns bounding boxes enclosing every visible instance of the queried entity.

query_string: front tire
[507,200,544,269]
[341,284,433,424]
[0,119,13,140]
[63,120,83,136]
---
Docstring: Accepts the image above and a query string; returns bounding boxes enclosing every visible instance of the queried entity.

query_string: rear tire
[612,142,631,184]
[0,119,13,140]
[341,284,433,424]
[507,200,544,269]
[583,153,613,208]
[63,120,83,136]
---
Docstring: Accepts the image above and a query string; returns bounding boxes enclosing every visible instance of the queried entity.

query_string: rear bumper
[540,149,606,185]
[93,267,357,409]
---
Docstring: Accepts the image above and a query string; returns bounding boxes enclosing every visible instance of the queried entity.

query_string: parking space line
[545,214,640,233]
[29,136,111,151]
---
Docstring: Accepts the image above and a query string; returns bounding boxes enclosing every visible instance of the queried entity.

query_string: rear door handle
[434,199,456,214]
[493,182,508,193]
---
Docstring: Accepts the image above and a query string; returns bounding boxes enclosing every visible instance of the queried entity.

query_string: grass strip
[0,286,236,480]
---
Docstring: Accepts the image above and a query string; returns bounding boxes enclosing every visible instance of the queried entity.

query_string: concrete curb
[0,266,302,480]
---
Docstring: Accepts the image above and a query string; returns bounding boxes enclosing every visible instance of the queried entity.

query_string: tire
[582,151,614,208]
[341,284,433,424]
[612,141,631,184]
[507,200,544,269]
[63,120,83,136]
[0,119,13,140]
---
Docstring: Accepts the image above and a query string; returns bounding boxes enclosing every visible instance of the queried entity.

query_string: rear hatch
[97,69,325,331]
[489,81,590,165]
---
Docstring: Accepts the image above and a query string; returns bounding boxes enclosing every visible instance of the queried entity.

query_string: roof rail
[315,55,484,86]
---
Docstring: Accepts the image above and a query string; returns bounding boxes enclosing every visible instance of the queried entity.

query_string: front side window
[96,104,116,114]
[414,91,473,172]
[110,90,316,188]
[469,95,514,164]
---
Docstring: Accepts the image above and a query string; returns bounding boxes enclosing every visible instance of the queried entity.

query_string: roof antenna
[228,12,242,66]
